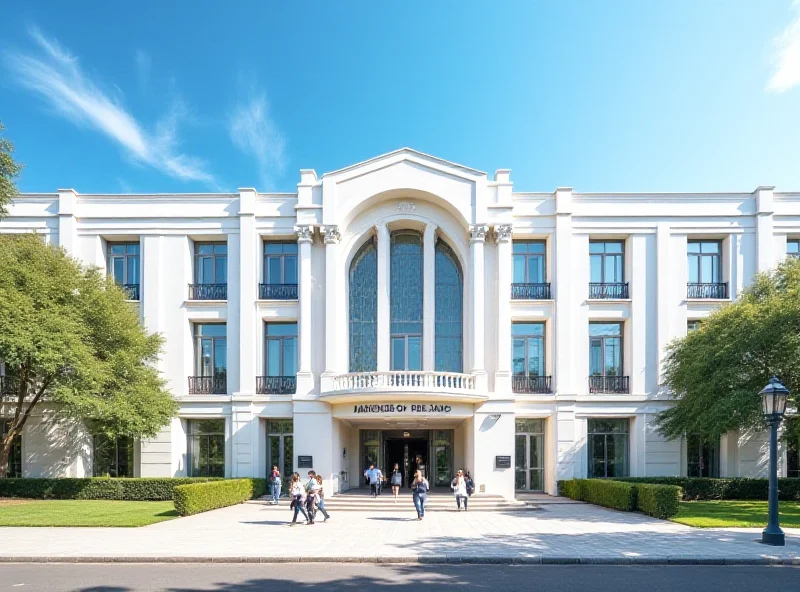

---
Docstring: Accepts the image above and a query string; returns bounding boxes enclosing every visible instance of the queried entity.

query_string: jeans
[271,481,281,504]
[316,498,330,519]
[413,492,427,517]
[370,483,380,496]
[456,494,468,510]
[292,499,309,523]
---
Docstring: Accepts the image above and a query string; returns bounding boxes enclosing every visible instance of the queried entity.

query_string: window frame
[92,434,134,478]
[587,419,630,478]
[107,242,140,286]
[512,241,547,284]
[194,242,228,285]
[193,323,227,378]
[512,323,546,378]
[788,239,800,258]
[264,323,298,377]
[186,419,226,478]
[263,242,298,285]
[589,241,625,284]
[589,322,623,377]
[687,240,722,284]
[0,420,22,478]
[390,333,423,371]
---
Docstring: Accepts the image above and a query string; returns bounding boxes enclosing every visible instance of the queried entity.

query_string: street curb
[1,556,799,565]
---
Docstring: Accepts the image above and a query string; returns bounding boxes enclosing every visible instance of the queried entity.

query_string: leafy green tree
[0,234,177,478]
[0,122,23,219]
[655,257,800,442]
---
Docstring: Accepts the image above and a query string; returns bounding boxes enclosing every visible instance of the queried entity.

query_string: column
[423,223,438,371]
[494,224,513,394]
[470,224,489,391]
[295,224,314,396]
[237,189,257,395]
[321,225,341,392]
[376,223,391,371]
[553,188,573,395]
[655,223,671,385]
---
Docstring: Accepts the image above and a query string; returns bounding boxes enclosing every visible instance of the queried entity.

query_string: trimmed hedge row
[614,477,800,502]
[173,478,266,516]
[557,479,682,519]
[0,478,223,501]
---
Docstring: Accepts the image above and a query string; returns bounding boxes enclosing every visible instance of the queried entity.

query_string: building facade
[2,148,800,497]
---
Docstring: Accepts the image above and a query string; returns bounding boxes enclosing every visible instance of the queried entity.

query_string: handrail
[331,371,476,392]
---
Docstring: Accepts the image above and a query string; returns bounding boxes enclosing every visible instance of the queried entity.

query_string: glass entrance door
[266,419,293,495]
[431,430,453,487]
[515,419,545,491]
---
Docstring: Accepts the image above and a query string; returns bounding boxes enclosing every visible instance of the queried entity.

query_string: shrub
[636,483,682,519]
[614,477,800,502]
[557,479,637,511]
[0,478,223,501]
[558,479,580,500]
[173,478,266,516]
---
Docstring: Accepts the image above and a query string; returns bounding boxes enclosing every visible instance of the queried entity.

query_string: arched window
[390,231,423,370]
[435,240,463,372]
[349,238,377,372]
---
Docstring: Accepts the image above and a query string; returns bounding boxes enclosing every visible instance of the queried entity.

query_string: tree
[0,234,177,477]
[655,257,800,442]
[0,122,23,219]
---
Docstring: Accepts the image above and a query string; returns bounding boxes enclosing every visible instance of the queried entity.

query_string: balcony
[256,376,297,394]
[121,283,140,301]
[324,370,485,400]
[0,377,18,396]
[589,282,629,299]
[512,375,553,394]
[188,376,227,395]
[511,283,551,300]
[687,283,727,299]
[188,284,227,300]
[588,375,630,394]
[258,283,298,300]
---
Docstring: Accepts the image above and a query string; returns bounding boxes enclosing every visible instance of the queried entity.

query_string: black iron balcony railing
[589,282,629,299]
[256,376,297,395]
[687,283,727,299]
[512,375,553,394]
[258,283,298,300]
[0,377,19,396]
[121,283,140,301]
[188,284,227,300]
[188,376,227,395]
[511,283,551,300]
[588,375,630,394]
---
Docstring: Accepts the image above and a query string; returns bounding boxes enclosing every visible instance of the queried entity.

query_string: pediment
[323,148,486,184]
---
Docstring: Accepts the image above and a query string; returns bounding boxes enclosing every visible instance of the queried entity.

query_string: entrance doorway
[265,419,293,495]
[384,436,427,488]
[359,428,454,490]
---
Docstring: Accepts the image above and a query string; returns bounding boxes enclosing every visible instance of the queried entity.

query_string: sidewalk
[1,500,799,565]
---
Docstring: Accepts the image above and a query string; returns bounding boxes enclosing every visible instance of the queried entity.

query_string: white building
[2,148,800,497]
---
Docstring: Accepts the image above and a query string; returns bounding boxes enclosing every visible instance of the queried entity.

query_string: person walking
[365,464,381,497]
[411,470,429,520]
[305,470,318,524]
[390,463,402,502]
[451,469,469,511]
[464,470,475,498]
[313,474,331,522]
[270,465,281,505]
[288,472,309,526]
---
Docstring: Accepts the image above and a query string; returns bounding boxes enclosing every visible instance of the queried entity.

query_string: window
[435,240,463,372]
[267,419,293,495]
[93,435,133,477]
[108,243,140,300]
[349,239,378,372]
[788,239,800,259]
[195,243,227,284]
[588,419,629,478]
[187,419,225,477]
[590,241,624,283]
[0,420,22,478]
[512,323,550,393]
[259,324,297,394]
[513,242,546,283]
[516,419,545,491]
[687,320,702,333]
[589,323,627,393]
[390,231,423,371]
[686,435,719,478]
[261,243,298,299]
[687,240,724,298]
[190,324,227,394]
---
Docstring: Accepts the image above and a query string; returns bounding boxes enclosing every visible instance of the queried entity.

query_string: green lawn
[0,500,178,527]
[672,501,800,528]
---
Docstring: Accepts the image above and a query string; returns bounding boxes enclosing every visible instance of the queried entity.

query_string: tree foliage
[0,122,23,219]
[655,257,800,441]
[0,234,177,477]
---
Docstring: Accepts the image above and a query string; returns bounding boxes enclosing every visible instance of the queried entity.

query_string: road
[0,564,799,592]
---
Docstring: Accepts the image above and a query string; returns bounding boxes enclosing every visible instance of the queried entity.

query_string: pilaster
[57,189,77,253]
[376,223,391,371]
[321,225,341,392]
[553,188,573,395]
[422,223,438,371]
[237,189,257,395]
[494,224,513,394]
[469,224,489,391]
[295,224,315,397]
[755,186,776,273]
[655,223,671,385]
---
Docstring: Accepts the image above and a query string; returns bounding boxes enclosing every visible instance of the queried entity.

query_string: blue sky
[2,1,800,194]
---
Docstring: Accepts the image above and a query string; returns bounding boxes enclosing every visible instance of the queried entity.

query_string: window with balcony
[349,238,378,372]
[258,323,297,394]
[512,323,551,393]
[93,434,133,477]
[589,241,628,299]
[108,243,140,301]
[0,420,22,478]
[589,322,628,393]
[189,324,227,394]
[588,419,629,478]
[788,239,800,259]
[435,240,463,372]
[512,241,549,299]
[187,419,225,477]
[687,240,726,298]
[390,231,423,371]
[260,242,298,299]
[190,243,227,300]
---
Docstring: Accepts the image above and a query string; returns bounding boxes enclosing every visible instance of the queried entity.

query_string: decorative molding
[294,224,315,244]
[494,224,513,243]
[321,225,341,244]
[397,201,416,213]
[469,224,489,243]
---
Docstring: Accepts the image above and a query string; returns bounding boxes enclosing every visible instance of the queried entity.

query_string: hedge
[636,483,682,519]
[173,478,266,516]
[614,477,800,502]
[0,478,223,501]
[557,479,681,519]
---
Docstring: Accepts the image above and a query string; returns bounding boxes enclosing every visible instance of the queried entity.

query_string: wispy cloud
[767,3,800,92]
[228,87,286,189]
[134,49,151,94]
[3,27,215,184]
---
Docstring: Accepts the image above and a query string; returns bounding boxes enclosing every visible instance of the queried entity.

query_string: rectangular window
[265,323,297,377]
[108,243,140,300]
[267,419,293,494]
[93,435,134,477]
[589,241,624,283]
[0,420,22,478]
[264,242,298,284]
[588,419,629,478]
[194,324,227,378]
[511,323,549,392]
[195,243,228,285]
[589,323,622,377]
[686,435,720,478]
[515,419,545,491]
[687,320,702,333]
[687,240,721,284]
[788,239,800,258]
[512,241,546,284]
[187,419,225,478]
[390,335,422,371]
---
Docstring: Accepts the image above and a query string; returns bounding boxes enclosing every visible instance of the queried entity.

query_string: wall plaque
[297,455,313,468]
[495,455,511,469]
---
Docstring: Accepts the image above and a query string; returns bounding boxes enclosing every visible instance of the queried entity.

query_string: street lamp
[759,376,789,546]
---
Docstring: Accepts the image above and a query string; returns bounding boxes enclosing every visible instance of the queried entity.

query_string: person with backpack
[288,472,309,526]
[390,463,403,502]
[270,465,281,505]
[451,469,469,511]
[411,470,429,520]
[313,474,331,522]
[464,470,475,498]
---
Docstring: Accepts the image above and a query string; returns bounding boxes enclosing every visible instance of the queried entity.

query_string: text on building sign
[352,403,452,414]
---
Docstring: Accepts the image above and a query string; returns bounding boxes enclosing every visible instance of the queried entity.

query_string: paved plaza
[1,500,800,564]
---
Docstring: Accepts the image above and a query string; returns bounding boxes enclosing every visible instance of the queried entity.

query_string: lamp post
[759,376,789,546]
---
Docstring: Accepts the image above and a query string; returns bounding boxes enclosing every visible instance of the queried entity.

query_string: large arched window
[390,231,423,370]
[435,240,463,372]
[349,238,378,372]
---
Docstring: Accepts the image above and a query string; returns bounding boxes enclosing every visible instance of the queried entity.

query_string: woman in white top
[289,472,309,525]
[451,469,469,511]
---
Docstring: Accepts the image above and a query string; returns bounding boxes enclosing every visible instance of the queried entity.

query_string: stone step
[252,495,536,512]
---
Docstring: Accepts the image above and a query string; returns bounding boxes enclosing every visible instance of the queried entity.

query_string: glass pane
[512,323,544,337]
[283,338,297,376]
[589,339,603,375]
[127,244,139,255]
[196,324,227,337]
[207,435,225,477]
[200,340,213,376]
[267,257,281,284]
[188,436,202,477]
[198,244,213,255]
[513,255,526,283]
[215,257,227,284]
[590,255,602,283]
[512,338,525,376]
[267,324,297,337]
[513,243,529,254]
[214,244,227,255]
[703,241,720,254]
[349,240,378,372]
[407,336,421,371]
[391,337,405,371]
[391,232,423,336]
[605,338,621,375]
[516,419,544,433]
[267,339,280,376]
[284,256,297,284]
[688,254,699,283]
[265,243,282,254]
[515,435,527,472]
[590,434,606,478]
[789,241,800,254]
[200,257,212,284]
[128,255,139,284]
[590,323,621,337]
[529,255,545,283]
[214,339,226,377]
[606,242,623,254]
[112,258,124,283]
[269,435,280,492]
[283,436,293,486]
[589,242,604,254]
[435,445,450,487]
[687,241,700,254]
[267,419,293,434]
[528,337,543,376]
[610,433,629,477]
[531,434,543,469]
[530,469,543,492]
[529,242,546,254]
[701,255,713,284]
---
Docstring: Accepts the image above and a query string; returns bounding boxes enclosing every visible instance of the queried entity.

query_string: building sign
[352,403,453,414]
[495,455,511,469]
[297,455,313,468]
